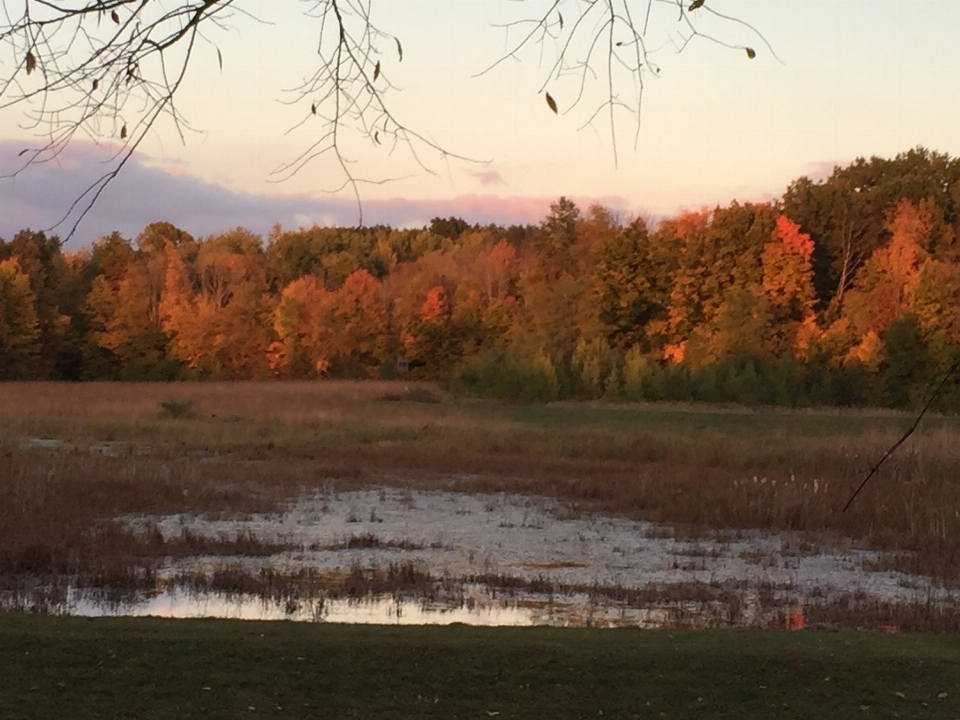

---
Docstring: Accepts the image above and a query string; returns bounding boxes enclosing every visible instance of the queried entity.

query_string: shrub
[158,397,194,419]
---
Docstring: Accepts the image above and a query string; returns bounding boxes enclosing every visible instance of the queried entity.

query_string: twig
[842,356,960,512]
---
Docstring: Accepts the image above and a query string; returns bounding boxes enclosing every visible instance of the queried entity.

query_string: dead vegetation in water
[323,533,444,551]
[2,380,960,598]
[170,560,455,605]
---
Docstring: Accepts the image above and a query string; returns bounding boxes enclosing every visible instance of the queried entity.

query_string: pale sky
[2,0,959,245]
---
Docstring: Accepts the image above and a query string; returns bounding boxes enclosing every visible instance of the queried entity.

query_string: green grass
[2,614,959,719]
[473,401,960,438]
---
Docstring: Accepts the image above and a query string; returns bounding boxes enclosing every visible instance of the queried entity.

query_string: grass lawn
[1,614,958,719]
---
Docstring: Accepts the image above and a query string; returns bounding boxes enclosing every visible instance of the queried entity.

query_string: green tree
[782,147,960,310]
[534,197,581,282]
[594,217,675,351]
[0,258,41,379]
[3,230,69,377]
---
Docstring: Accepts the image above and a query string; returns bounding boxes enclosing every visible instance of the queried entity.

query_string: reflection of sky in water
[70,590,537,626]
[67,588,712,628]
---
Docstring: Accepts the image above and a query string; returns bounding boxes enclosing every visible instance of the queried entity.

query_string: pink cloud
[0,140,634,247]
[471,169,506,187]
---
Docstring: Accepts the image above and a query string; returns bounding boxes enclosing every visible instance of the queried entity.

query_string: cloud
[470,169,506,187]
[801,159,849,183]
[0,141,630,248]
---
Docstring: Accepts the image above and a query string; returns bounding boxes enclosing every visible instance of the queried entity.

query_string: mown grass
[2,381,960,594]
[1,614,958,720]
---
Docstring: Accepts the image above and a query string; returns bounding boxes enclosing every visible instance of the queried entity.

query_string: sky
[2,0,959,248]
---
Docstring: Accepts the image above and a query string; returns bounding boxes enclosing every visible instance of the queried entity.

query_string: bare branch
[0,0,767,235]
[480,0,771,166]
[0,0,484,237]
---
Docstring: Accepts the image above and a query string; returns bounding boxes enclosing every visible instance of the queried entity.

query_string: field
[3,381,960,593]
[3,381,960,714]
[2,615,959,720]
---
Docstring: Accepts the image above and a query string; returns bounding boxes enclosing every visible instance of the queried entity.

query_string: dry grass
[2,380,960,597]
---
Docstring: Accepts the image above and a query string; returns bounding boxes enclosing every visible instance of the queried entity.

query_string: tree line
[2,147,959,409]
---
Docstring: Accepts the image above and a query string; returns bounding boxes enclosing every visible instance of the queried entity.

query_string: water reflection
[70,589,544,626]
[65,587,734,628]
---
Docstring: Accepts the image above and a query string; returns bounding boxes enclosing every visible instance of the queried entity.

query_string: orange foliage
[671,209,711,246]
[160,240,273,378]
[419,286,450,323]
[270,274,333,376]
[327,269,388,375]
[774,215,814,260]
[843,200,931,338]
[663,342,686,364]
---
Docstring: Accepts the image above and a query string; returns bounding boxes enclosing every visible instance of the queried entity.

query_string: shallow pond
[24,488,960,628]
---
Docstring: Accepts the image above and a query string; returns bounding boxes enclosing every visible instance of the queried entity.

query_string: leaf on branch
[18,148,29,157]
[559,12,564,30]
[545,92,558,114]
[745,47,756,59]
[396,38,403,62]
[374,131,380,145]
[311,103,317,115]
[374,60,381,82]
[689,0,705,10]
[217,48,223,71]
[120,124,128,140]
[111,9,120,24]
[92,78,99,91]
[25,51,36,74]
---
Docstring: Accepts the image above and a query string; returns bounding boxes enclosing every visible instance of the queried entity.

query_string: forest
[2,147,959,410]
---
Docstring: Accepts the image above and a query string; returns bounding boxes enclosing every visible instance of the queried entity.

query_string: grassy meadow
[2,380,960,589]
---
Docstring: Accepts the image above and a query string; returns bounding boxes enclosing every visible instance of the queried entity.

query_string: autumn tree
[594,216,675,351]
[160,231,273,378]
[842,199,932,369]
[761,215,818,355]
[662,203,777,366]
[386,232,507,374]
[326,269,389,376]
[0,257,41,378]
[0,230,70,376]
[270,274,334,377]
[782,148,960,310]
[533,197,581,283]
[85,234,174,378]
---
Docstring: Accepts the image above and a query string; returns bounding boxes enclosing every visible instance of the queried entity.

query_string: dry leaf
[689,0,705,10]
[25,51,36,74]
[374,60,381,81]
[745,47,756,59]
[545,92,558,114]
[395,37,403,61]
[111,9,119,24]
[120,124,127,140]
